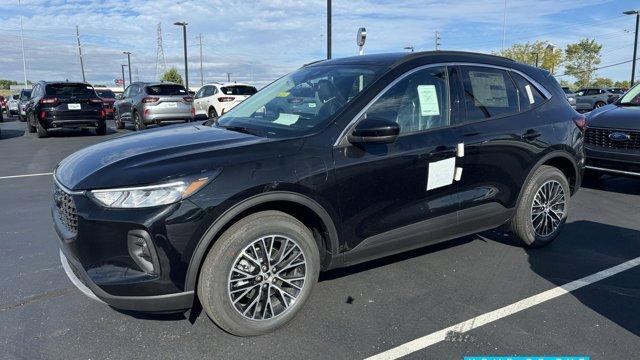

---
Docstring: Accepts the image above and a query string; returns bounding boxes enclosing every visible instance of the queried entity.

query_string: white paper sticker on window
[427,157,456,191]
[273,113,299,125]
[417,85,440,116]
[468,71,508,108]
[525,84,535,104]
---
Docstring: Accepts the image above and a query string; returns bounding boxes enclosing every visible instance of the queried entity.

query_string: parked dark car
[53,51,583,336]
[25,81,106,138]
[584,82,640,178]
[113,82,193,131]
[95,88,117,119]
[18,88,32,122]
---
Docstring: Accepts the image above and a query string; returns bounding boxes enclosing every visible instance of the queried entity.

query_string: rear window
[608,88,625,94]
[20,90,32,100]
[46,84,96,97]
[145,84,187,96]
[220,86,257,96]
[95,89,116,98]
[12,95,19,100]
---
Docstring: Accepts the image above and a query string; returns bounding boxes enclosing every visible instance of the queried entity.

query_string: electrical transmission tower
[435,31,441,51]
[155,22,167,80]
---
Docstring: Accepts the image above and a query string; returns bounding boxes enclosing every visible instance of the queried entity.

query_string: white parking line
[0,172,53,180]
[366,256,640,360]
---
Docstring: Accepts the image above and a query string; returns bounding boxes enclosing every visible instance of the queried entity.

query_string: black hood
[586,104,640,129]
[56,123,268,190]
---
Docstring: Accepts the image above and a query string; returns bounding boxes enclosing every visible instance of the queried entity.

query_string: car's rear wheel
[197,210,320,336]
[594,101,606,109]
[36,121,47,138]
[208,107,218,119]
[115,111,124,129]
[511,165,570,247]
[27,116,36,133]
[133,111,146,131]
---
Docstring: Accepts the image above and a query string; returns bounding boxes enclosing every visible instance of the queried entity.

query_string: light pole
[18,0,27,87]
[545,43,557,74]
[624,10,640,85]
[174,22,189,91]
[121,64,128,92]
[357,27,367,56]
[327,0,332,59]
[123,51,132,84]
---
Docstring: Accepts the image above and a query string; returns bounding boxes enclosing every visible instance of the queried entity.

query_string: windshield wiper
[217,124,260,136]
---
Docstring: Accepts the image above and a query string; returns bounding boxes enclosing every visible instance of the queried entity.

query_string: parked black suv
[584,82,640,178]
[53,52,584,336]
[26,81,107,138]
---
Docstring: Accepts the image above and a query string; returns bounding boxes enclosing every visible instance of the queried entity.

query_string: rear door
[334,65,465,263]
[193,86,207,115]
[118,85,134,120]
[455,65,553,226]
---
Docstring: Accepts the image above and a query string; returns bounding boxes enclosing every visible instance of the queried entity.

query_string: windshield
[217,64,384,137]
[12,94,19,100]
[145,84,187,95]
[46,84,96,97]
[221,85,257,96]
[95,89,116,98]
[20,90,32,100]
[618,83,640,105]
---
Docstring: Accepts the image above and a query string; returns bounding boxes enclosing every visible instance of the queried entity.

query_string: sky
[0,0,638,89]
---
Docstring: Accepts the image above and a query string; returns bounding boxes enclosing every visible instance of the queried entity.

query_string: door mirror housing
[347,117,400,144]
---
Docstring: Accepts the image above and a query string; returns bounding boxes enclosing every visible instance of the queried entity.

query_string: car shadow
[484,220,640,336]
[0,129,26,139]
[45,127,118,137]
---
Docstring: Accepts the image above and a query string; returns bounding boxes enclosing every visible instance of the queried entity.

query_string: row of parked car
[0,81,258,137]
[562,86,627,111]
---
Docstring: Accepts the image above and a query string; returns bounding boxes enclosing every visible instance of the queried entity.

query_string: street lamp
[121,64,128,92]
[174,21,189,91]
[123,51,132,84]
[357,27,367,56]
[623,10,639,85]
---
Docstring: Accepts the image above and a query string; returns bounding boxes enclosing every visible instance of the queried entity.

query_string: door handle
[521,129,541,140]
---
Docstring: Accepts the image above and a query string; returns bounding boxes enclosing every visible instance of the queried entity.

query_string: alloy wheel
[530,180,566,237]
[227,235,307,321]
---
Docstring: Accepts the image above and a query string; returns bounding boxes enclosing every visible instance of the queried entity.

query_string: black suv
[26,81,107,138]
[52,52,584,336]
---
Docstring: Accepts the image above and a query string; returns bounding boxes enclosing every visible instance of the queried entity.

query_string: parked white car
[193,83,257,118]
[6,94,19,116]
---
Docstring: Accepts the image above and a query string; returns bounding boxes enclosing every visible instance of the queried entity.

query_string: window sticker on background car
[525,84,535,104]
[469,71,508,107]
[427,157,456,191]
[417,85,440,116]
[273,113,299,125]
[308,103,316,108]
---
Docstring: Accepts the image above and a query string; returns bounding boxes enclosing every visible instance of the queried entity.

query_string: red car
[0,95,6,112]
[95,88,117,119]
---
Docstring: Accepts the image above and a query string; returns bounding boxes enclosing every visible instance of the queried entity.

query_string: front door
[333,65,464,264]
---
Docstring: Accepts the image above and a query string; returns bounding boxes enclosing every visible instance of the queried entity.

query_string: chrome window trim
[333,62,553,147]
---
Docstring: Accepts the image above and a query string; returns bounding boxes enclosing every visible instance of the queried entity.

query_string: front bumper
[52,180,210,313]
[585,145,640,177]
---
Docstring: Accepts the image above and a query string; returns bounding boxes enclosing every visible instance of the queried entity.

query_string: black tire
[510,165,570,247]
[208,107,218,119]
[133,111,146,131]
[197,210,320,336]
[115,111,124,129]
[95,121,107,135]
[27,116,36,133]
[36,121,48,138]
[594,101,606,109]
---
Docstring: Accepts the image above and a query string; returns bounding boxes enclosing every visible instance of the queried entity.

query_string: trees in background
[563,39,602,88]
[495,40,563,74]
[160,68,183,85]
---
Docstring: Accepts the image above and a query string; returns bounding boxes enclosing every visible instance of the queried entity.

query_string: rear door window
[460,66,519,121]
[145,84,187,96]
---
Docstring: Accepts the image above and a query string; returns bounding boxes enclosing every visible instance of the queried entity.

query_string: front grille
[54,182,78,234]
[585,127,640,151]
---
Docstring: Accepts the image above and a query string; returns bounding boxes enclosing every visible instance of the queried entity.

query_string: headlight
[89,178,210,208]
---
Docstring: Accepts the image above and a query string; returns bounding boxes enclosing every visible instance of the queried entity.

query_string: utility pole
[624,10,640,85]
[197,34,204,86]
[174,22,189,91]
[155,23,167,80]
[226,72,232,82]
[123,51,132,84]
[435,31,441,51]
[76,25,86,82]
[121,64,128,92]
[501,0,507,51]
[18,0,27,87]
[327,0,332,59]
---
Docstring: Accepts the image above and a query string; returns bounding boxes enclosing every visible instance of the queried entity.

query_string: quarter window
[365,66,451,134]
[460,66,519,121]
[510,72,546,111]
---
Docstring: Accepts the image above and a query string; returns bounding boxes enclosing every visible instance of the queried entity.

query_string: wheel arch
[517,150,581,207]
[184,191,340,292]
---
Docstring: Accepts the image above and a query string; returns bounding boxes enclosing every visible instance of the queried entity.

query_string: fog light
[127,230,160,275]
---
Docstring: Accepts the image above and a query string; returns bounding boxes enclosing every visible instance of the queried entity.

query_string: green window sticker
[417,85,440,116]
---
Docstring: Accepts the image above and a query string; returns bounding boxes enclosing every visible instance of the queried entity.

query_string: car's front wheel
[511,165,570,247]
[95,121,107,135]
[208,107,218,119]
[197,210,320,336]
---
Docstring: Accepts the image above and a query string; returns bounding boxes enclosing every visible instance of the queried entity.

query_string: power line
[556,57,640,77]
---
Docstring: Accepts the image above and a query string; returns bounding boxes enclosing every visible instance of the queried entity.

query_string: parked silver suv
[574,87,625,111]
[114,82,193,130]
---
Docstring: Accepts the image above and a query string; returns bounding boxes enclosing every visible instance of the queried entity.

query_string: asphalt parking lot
[1,115,639,360]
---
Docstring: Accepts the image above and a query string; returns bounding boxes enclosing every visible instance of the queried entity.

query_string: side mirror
[347,117,400,144]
